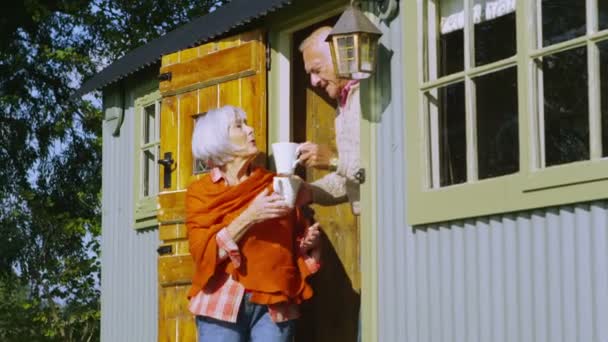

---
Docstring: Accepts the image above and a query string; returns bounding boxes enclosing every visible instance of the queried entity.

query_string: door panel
[292,21,360,342]
[176,91,197,190]
[159,41,259,96]
[159,96,178,192]
[300,88,360,342]
[157,30,267,342]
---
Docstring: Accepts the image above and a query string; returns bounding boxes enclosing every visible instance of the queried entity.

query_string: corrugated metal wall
[101,83,158,342]
[374,9,608,342]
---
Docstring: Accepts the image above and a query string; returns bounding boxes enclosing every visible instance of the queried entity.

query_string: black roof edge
[74,0,292,98]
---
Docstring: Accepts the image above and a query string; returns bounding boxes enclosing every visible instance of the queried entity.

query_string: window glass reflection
[599,41,608,157]
[542,47,589,166]
[144,104,155,144]
[435,82,467,186]
[438,0,465,77]
[475,11,516,66]
[475,67,519,178]
[143,150,155,197]
[542,0,586,46]
[600,0,608,30]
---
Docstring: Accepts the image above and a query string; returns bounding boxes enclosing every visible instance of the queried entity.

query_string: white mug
[272,142,301,175]
[273,176,302,208]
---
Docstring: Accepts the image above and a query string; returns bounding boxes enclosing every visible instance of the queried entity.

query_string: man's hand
[298,142,334,170]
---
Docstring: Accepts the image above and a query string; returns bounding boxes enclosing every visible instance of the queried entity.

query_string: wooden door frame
[266,2,379,341]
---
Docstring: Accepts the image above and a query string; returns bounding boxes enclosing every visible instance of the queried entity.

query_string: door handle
[157,244,173,256]
[158,152,174,189]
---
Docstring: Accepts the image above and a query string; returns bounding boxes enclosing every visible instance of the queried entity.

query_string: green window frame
[405,0,608,225]
[133,89,161,229]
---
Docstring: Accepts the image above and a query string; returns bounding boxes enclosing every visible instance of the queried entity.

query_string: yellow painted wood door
[297,88,360,342]
[156,30,267,342]
[292,25,360,341]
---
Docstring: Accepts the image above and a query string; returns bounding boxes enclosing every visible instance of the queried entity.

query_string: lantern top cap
[325,6,383,41]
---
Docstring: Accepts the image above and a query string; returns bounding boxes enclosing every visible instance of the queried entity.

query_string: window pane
[194,159,210,175]
[437,0,465,77]
[435,82,467,186]
[600,41,608,157]
[542,47,589,166]
[542,0,586,47]
[600,0,608,30]
[143,149,155,197]
[475,10,516,66]
[143,104,155,144]
[475,67,519,179]
[438,30,464,77]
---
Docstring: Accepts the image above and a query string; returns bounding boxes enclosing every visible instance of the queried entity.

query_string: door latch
[354,168,366,184]
[157,152,174,188]
[157,244,173,256]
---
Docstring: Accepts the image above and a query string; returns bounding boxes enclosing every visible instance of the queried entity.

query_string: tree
[0,1,222,340]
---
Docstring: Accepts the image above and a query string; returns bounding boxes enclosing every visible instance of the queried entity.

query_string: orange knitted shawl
[185,167,314,305]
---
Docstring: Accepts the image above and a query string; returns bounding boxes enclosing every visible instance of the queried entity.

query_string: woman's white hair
[191,105,247,167]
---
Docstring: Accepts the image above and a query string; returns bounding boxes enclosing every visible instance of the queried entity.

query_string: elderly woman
[186,105,321,342]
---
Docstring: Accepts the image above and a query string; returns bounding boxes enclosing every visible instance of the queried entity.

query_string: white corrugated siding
[101,83,158,342]
[374,8,608,342]
[378,202,608,342]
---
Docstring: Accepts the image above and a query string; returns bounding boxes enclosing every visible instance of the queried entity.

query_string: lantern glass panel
[329,39,339,74]
[360,34,372,71]
[336,35,357,75]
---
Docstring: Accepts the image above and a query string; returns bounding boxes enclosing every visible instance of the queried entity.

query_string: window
[406,0,608,224]
[134,90,161,229]
[140,102,160,197]
[424,0,519,187]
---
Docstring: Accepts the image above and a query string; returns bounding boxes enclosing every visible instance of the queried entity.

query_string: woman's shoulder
[186,167,274,194]
[187,173,216,193]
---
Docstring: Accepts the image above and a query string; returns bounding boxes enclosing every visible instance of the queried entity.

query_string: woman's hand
[300,222,321,250]
[245,189,291,225]
[301,222,322,262]
[227,189,291,242]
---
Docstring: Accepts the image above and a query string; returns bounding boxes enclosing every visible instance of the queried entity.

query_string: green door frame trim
[405,0,608,226]
[359,81,379,342]
[267,2,379,341]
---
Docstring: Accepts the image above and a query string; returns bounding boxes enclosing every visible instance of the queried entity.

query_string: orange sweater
[185,167,314,305]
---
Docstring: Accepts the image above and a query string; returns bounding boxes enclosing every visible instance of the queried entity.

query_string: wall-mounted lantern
[326,5,383,80]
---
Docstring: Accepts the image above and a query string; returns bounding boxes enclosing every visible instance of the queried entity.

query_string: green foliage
[0,0,223,340]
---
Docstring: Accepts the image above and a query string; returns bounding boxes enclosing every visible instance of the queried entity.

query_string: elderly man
[297,26,362,216]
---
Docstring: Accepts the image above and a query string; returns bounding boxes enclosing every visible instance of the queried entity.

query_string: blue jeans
[195,293,296,342]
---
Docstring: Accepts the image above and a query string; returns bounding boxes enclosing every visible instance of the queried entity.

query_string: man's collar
[339,80,360,108]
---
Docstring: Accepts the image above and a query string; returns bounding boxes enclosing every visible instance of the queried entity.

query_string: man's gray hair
[298,26,333,52]
[191,105,247,167]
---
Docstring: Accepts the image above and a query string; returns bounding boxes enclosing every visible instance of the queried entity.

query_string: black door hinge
[158,72,172,82]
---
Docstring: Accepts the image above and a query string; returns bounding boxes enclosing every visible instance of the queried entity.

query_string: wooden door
[293,25,360,342]
[156,30,267,342]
